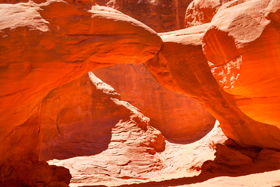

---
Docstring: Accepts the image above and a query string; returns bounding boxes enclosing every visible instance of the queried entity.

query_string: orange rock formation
[203,0,280,128]
[91,0,215,142]
[40,72,165,161]
[145,0,280,149]
[1,0,280,186]
[94,0,193,32]
[0,2,161,186]
[93,64,215,141]
[41,73,167,185]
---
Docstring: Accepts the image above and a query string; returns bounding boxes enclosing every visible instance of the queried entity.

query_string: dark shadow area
[93,63,216,144]
[39,73,131,161]
[163,124,214,145]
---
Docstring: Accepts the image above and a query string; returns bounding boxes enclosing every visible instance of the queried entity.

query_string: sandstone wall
[95,0,193,32]
[92,0,216,142]
[0,3,162,186]
[94,64,215,141]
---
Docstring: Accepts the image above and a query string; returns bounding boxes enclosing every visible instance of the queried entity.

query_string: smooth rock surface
[91,0,216,142]
[1,0,280,186]
[145,19,280,149]
[94,64,215,142]
[0,1,161,186]
[203,0,280,129]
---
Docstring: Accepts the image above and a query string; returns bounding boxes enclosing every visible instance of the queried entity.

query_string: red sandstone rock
[1,0,280,186]
[0,161,71,187]
[0,1,161,142]
[93,64,215,142]
[185,0,233,28]
[95,0,193,32]
[203,0,280,130]
[214,144,253,166]
[42,73,167,184]
[145,20,280,149]
[0,1,161,185]
[90,0,216,142]
[40,72,165,160]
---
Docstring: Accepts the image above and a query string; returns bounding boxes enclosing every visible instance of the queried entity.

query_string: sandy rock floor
[49,121,280,187]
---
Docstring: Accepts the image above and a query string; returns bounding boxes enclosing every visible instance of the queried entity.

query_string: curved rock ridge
[145,5,280,149]
[203,0,280,127]
[0,1,161,186]
[40,72,166,185]
[0,0,161,156]
[0,1,162,139]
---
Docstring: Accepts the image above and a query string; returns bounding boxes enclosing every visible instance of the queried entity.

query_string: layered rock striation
[94,0,193,33]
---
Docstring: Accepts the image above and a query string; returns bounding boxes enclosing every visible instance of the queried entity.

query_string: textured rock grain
[95,0,193,32]
[43,73,168,185]
[185,0,233,28]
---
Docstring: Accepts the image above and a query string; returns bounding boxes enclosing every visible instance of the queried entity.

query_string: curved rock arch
[1,0,280,185]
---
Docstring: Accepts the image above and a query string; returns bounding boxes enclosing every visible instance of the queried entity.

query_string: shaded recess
[40,72,165,161]
[93,64,215,142]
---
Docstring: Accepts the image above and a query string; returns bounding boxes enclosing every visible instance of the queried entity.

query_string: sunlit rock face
[145,0,280,149]
[184,0,233,28]
[1,0,280,185]
[203,0,280,128]
[184,0,280,130]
